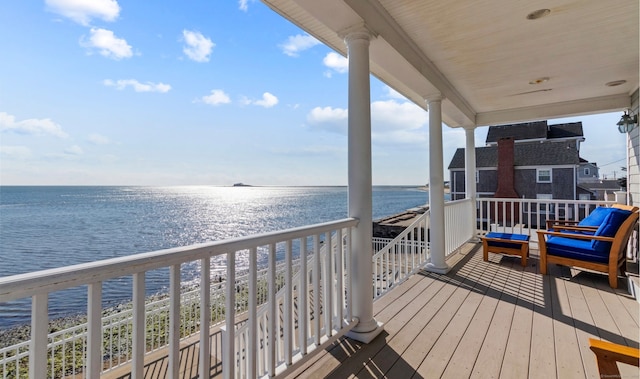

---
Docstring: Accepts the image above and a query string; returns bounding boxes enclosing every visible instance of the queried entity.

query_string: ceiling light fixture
[617,110,638,133]
[529,77,550,85]
[606,80,627,87]
[526,9,551,20]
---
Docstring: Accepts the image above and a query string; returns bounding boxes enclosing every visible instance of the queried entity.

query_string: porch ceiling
[262,0,639,128]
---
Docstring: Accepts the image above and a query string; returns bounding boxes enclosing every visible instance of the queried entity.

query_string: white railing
[372,210,429,299]
[0,218,358,379]
[226,227,354,378]
[0,258,297,378]
[444,198,475,257]
[371,199,477,299]
[372,237,393,253]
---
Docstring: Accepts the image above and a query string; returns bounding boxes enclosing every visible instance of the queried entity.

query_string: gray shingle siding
[448,140,580,169]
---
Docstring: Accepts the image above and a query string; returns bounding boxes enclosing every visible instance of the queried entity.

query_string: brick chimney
[494,137,519,198]
[493,137,519,226]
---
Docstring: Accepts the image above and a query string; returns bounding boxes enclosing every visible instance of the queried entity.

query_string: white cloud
[306,100,428,144]
[182,30,214,62]
[370,100,428,144]
[65,145,84,155]
[307,106,348,134]
[323,52,348,74]
[201,89,231,106]
[88,133,110,145]
[46,0,120,26]
[103,79,171,93]
[0,112,68,138]
[253,92,279,108]
[81,28,133,60]
[0,145,32,160]
[279,34,320,57]
[238,0,249,11]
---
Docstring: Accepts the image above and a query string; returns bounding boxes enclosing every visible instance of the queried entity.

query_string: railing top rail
[0,218,358,302]
[481,198,617,206]
[444,198,474,207]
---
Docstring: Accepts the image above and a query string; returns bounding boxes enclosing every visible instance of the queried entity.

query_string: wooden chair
[545,204,639,232]
[538,209,639,288]
[589,338,640,378]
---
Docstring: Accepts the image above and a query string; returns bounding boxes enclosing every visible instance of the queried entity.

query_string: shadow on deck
[102,329,223,379]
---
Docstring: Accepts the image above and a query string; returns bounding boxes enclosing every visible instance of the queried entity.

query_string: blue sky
[0,0,628,186]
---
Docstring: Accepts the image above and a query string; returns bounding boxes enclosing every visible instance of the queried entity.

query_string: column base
[346,321,384,344]
[424,262,451,274]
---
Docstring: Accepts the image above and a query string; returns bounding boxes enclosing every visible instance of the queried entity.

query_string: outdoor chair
[545,204,638,233]
[538,207,639,288]
[589,338,640,378]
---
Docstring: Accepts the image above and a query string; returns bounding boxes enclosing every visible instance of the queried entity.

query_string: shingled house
[448,121,596,205]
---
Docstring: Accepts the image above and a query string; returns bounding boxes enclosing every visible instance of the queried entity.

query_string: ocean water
[0,185,428,329]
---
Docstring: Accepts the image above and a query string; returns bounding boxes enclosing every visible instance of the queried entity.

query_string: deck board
[499,262,535,379]
[290,243,639,379]
[528,265,556,379]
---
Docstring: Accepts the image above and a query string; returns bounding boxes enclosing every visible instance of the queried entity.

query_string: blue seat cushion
[591,208,632,252]
[578,206,614,227]
[485,232,528,250]
[546,236,608,264]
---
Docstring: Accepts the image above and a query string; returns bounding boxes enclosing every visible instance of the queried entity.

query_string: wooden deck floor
[285,244,640,379]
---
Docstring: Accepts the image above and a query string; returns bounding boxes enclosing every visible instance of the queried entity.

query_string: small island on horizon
[232,183,252,187]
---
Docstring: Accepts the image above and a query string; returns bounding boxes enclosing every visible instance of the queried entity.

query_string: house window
[584,168,590,176]
[537,168,552,183]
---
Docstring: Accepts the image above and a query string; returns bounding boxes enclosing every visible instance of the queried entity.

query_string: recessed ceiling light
[529,77,550,85]
[606,80,626,87]
[526,9,551,20]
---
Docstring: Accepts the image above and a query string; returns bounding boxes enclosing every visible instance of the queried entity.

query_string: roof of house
[547,122,584,139]
[485,121,584,144]
[448,140,581,169]
[485,121,548,143]
[581,180,622,191]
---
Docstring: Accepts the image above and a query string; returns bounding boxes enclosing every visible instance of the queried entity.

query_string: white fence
[0,218,358,379]
[371,199,476,299]
[225,227,355,378]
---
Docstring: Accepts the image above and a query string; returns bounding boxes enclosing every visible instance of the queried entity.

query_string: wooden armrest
[537,230,613,241]
[551,225,598,233]
[546,219,579,229]
[589,338,640,377]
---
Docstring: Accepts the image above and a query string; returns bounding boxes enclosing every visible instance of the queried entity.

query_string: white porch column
[344,28,383,343]
[464,126,478,239]
[424,95,451,274]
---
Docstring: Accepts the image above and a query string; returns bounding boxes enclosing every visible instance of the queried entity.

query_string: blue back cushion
[591,209,632,252]
[578,207,613,227]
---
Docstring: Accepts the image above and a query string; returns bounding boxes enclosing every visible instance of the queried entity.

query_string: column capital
[424,93,443,103]
[462,124,477,132]
[340,23,375,43]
